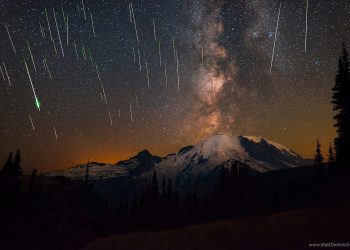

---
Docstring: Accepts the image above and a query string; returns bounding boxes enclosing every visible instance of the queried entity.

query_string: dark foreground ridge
[0,159,349,250]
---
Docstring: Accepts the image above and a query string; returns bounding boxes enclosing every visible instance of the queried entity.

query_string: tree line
[313,44,350,171]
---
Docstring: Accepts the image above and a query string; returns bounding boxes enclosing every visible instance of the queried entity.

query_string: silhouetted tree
[0,151,22,196]
[328,142,335,166]
[313,139,325,177]
[138,187,144,212]
[174,186,179,209]
[36,174,43,192]
[1,152,13,174]
[161,175,166,198]
[30,169,37,191]
[131,193,138,215]
[166,177,173,200]
[117,191,128,216]
[0,153,13,197]
[314,138,324,166]
[332,43,350,169]
[85,161,90,183]
[151,171,159,196]
[13,149,22,176]
[219,167,228,191]
[184,192,193,212]
[149,171,159,213]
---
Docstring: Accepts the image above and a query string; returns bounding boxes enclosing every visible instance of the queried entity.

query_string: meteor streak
[129,104,134,123]
[164,62,168,86]
[24,58,40,111]
[138,48,142,71]
[26,41,36,71]
[89,50,94,68]
[74,40,79,60]
[95,63,101,81]
[269,2,281,75]
[61,6,67,26]
[211,76,215,100]
[176,50,180,92]
[42,59,47,73]
[3,62,11,86]
[172,36,176,62]
[108,111,113,125]
[132,47,136,62]
[53,8,65,57]
[81,0,87,20]
[77,3,80,16]
[136,96,140,109]
[4,23,16,54]
[53,125,58,140]
[95,64,108,104]
[130,3,139,42]
[82,43,87,60]
[158,42,162,66]
[128,4,132,23]
[66,15,69,45]
[43,57,52,80]
[153,18,157,41]
[305,0,309,53]
[39,21,45,39]
[145,59,150,88]
[91,14,96,37]
[29,113,35,131]
[201,48,204,62]
[45,8,57,54]
[0,65,5,81]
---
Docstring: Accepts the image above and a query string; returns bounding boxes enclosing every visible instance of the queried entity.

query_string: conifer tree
[1,151,22,194]
[13,149,22,176]
[138,187,144,212]
[328,142,335,166]
[149,171,159,211]
[85,161,90,183]
[332,44,350,169]
[314,138,324,166]
[30,169,37,191]
[151,171,159,196]
[161,175,166,197]
[1,152,13,174]
[166,177,173,200]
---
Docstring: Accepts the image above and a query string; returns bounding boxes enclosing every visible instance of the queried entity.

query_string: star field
[0,0,349,172]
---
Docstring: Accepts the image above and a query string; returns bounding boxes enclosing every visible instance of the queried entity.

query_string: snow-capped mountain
[47,135,311,181]
[46,150,161,180]
[151,135,311,187]
[115,150,162,177]
[46,161,127,179]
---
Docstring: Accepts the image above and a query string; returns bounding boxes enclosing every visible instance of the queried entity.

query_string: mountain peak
[135,149,152,157]
[239,135,299,157]
[196,134,299,158]
[154,134,310,179]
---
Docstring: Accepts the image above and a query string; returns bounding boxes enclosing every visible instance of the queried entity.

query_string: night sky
[0,0,349,173]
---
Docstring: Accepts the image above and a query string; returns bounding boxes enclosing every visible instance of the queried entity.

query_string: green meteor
[35,98,41,110]
[24,58,41,111]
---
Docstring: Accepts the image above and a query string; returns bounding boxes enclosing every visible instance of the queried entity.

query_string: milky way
[0,0,349,172]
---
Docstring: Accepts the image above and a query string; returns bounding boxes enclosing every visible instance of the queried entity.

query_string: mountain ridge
[46,134,311,180]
